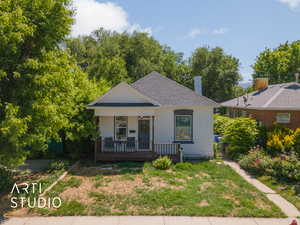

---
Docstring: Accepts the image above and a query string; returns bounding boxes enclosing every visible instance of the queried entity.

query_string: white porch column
[151,116,155,151]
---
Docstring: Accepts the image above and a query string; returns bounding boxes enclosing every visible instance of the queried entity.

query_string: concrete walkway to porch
[1,216,299,225]
[224,160,300,218]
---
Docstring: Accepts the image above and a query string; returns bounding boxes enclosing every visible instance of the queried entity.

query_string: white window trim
[276,113,291,124]
[114,116,128,140]
[175,114,193,141]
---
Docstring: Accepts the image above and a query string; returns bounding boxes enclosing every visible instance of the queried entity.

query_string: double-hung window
[276,113,290,124]
[174,110,193,142]
[115,116,128,140]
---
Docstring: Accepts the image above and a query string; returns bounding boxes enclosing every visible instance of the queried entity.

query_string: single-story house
[221,78,300,129]
[87,71,218,162]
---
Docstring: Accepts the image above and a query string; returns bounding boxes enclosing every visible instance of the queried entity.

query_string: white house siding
[99,116,138,139]
[99,116,114,138]
[97,106,214,158]
[100,83,152,103]
[127,116,138,139]
[154,106,214,158]
[99,116,153,148]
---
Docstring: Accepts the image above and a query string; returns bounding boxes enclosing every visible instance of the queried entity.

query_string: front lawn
[2,160,71,216]
[27,160,285,217]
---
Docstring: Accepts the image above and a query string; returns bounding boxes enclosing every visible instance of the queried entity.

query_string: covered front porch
[93,108,181,162]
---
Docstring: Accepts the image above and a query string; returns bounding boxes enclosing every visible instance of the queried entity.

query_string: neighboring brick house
[221,81,300,130]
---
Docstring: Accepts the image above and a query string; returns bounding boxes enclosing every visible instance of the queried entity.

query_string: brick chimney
[254,78,269,90]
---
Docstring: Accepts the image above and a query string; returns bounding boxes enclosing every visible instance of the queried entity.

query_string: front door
[138,120,150,150]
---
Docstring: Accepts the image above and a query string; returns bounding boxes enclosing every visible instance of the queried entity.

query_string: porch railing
[154,143,180,156]
[97,137,180,155]
[102,140,139,153]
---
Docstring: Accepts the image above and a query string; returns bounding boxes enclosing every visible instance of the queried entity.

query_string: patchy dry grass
[13,161,285,217]
[2,167,68,216]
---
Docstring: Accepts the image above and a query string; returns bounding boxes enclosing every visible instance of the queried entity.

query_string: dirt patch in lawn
[255,197,273,211]
[198,200,210,207]
[60,176,94,205]
[223,180,239,189]
[61,174,170,199]
[199,182,213,191]
[195,172,210,178]
[223,193,240,205]
[96,175,145,195]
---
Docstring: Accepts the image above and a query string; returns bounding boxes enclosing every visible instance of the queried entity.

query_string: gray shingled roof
[221,82,300,110]
[131,71,219,107]
[88,71,218,108]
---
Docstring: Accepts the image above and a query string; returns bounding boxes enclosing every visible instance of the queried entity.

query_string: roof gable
[88,82,159,106]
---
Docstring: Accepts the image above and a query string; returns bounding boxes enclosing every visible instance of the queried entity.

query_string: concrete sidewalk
[1,216,299,225]
[224,160,300,218]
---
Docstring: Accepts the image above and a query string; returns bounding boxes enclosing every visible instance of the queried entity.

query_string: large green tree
[0,0,105,167]
[189,47,241,102]
[67,28,186,85]
[253,41,300,84]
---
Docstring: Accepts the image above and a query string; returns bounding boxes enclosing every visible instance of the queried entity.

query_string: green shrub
[257,125,268,148]
[223,117,258,159]
[266,125,295,155]
[272,155,300,182]
[293,128,300,158]
[49,160,70,172]
[152,156,172,170]
[0,167,14,194]
[240,149,300,182]
[214,114,233,135]
[239,148,273,175]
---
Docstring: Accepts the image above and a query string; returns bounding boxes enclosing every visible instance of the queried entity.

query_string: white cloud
[71,0,152,36]
[278,0,300,10]
[186,27,228,39]
[126,24,152,34]
[186,28,208,39]
[212,27,228,35]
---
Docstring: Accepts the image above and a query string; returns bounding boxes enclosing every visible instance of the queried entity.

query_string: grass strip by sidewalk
[258,175,300,211]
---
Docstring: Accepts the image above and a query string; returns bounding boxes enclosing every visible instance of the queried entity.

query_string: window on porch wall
[115,116,128,140]
[175,115,193,141]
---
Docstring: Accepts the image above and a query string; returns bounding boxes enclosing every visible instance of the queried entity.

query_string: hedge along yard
[7,161,285,217]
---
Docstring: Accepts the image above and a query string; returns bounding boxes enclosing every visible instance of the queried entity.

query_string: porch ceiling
[94,107,156,116]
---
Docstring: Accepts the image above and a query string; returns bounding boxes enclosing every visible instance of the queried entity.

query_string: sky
[71,0,300,83]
